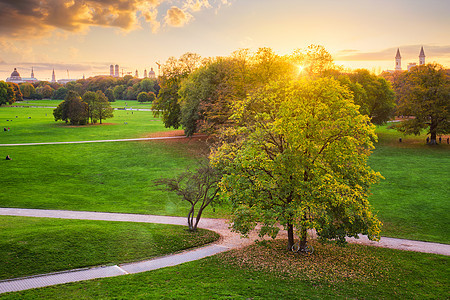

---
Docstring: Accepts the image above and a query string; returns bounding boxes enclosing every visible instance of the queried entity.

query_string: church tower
[419,46,425,65]
[395,48,402,71]
[51,69,56,83]
[31,67,35,79]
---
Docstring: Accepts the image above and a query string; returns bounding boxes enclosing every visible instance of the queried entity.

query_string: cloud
[184,0,211,12]
[0,0,230,38]
[335,45,450,61]
[164,6,192,27]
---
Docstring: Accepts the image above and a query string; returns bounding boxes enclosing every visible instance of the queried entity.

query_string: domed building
[6,67,38,84]
[148,67,156,79]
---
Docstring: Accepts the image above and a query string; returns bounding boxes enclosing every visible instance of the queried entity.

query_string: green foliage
[53,90,88,125]
[211,78,382,249]
[19,83,35,99]
[52,87,68,100]
[152,52,204,129]
[347,69,396,124]
[0,216,219,280]
[394,63,449,142]
[36,85,54,99]
[178,46,339,137]
[0,81,16,105]
[137,91,150,102]
[7,82,23,102]
[82,90,114,124]
[105,87,115,102]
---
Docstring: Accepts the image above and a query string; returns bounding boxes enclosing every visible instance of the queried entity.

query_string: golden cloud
[164,6,192,27]
[0,0,228,38]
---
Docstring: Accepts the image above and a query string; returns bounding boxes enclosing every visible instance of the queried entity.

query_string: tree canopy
[393,64,449,143]
[0,81,15,105]
[53,91,88,125]
[211,78,382,250]
[152,52,204,129]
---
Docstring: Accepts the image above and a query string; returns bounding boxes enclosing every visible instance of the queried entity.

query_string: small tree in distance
[155,162,221,232]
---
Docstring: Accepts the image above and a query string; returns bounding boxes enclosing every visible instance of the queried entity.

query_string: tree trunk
[430,118,437,144]
[287,223,294,250]
[187,206,195,231]
[299,227,307,250]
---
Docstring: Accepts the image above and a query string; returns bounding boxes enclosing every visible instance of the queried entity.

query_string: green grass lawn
[0,140,226,218]
[368,126,450,244]
[0,216,219,280]
[2,240,448,299]
[0,106,172,143]
[7,99,153,109]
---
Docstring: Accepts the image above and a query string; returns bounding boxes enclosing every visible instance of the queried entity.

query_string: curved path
[0,208,449,294]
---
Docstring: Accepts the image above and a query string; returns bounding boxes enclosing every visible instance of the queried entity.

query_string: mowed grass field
[0,103,166,143]
[2,240,448,299]
[368,126,450,244]
[1,105,449,243]
[0,216,219,280]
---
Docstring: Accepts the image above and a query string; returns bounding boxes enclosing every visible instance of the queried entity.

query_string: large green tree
[152,53,203,129]
[82,90,114,124]
[346,69,395,125]
[394,64,449,143]
[211,78,382,251]
[53,91,88,125]
[19,83,36,99]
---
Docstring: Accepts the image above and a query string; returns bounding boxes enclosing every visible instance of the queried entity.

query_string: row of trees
[2,75,160,102]
[0,81,23,105]
[153,46,396,137]
[53,90,114,125]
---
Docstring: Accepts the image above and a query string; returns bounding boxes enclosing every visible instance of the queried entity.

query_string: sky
[0,0,449,81]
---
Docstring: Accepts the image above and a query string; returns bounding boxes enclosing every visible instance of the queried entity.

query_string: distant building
[148,67,156,79]
[110,65,114,76]
[395,49,402,71]
[114,65,119,77]
[6,68,38,84]
[135,70,139,77]
[51,69,56,83]
[393,47,425,71]
[144,69,148,78]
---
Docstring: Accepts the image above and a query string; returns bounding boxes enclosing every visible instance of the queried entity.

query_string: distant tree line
[0,75,160,103]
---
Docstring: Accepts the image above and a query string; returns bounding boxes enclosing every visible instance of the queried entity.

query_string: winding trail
[0,208,449,294]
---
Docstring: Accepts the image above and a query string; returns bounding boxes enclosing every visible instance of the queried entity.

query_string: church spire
[31,67,35,78]
[51,69,56,83]
[419,46,425,65]
[395,48,402,71]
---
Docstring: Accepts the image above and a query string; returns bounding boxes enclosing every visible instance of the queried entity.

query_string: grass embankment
[0,216,218,280]
[3,240,448,299]
[369,126,450,244]
[0,106,171,143]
